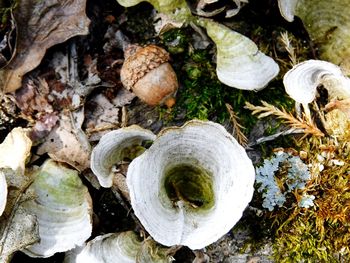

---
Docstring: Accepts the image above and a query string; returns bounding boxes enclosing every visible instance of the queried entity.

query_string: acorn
[120,44,178,107]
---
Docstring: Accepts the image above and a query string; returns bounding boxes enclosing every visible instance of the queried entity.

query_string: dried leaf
[0,199,39,263]
[0,142,39,262]
[0,0,90,93]
[0,127,32,174]
[37,111,91,171]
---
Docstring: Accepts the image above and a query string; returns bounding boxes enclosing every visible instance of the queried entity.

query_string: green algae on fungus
[279,0,350,68]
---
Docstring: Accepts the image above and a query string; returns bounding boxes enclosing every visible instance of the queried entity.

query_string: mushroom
[116,1,279,91]
[277,0,298,22]
[283,60,350,105]
[120,44,179,107]
[66,231,173,263]
[22,159,93,258]
[197,19,280,91]
[90,125,156,188]
[283,60,350,139]
[126,120,255,249]
[278,0,350,68]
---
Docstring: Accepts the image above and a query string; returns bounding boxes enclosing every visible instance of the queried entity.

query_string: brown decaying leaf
[245,100,324,137]
[225,103,248,147]
[37,111,91,172]
[0,129,39,262]
[0,0,90,93]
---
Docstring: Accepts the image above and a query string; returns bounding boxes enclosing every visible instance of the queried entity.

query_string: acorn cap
[120,45,170,91]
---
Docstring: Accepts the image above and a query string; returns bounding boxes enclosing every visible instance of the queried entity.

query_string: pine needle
[225,103,248,146]
[245,101,324,137]
[280,31,298,66]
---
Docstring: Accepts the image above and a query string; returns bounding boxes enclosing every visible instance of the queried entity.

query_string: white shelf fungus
[22,160,93,258]
[126,120,255,249]
[91,125,156,188]
[67,231,173,263]
[278,0,350,67]
[200,19,279,91]
[283,60,350,104]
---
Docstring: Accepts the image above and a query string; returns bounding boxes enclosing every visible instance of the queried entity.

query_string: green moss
[121,145,146,161]
[163,164,214,211]
[161,28,189,54]
[257,140,350,262]
[0,0,17,31]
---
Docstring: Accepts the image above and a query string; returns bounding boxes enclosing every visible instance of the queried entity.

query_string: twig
[245,101,324,137]
[280,31,298,66]
[225,103,248,146]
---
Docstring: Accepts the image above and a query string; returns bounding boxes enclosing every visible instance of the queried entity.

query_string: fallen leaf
[37,111,91,172]
[0,130,39,262]
[0,169,38,263]
[0,199,39,263]
[0,0,90,93]
[0,127,32,174]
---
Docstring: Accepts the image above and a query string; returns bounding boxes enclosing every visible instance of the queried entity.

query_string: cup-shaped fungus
[126,120,255,249]
[90,125,156,188]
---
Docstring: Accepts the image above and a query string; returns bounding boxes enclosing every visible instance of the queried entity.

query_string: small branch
[245,101,324,137]
[280,31,298,66]
[225,103,248,147]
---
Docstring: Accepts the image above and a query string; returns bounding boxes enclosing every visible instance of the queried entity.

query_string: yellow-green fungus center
[163,164,215,211]
[121,140,153,161]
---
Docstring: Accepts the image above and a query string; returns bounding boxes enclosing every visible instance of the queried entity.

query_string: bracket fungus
[278,0,350,68]
[71,231,173,263]
[283,60,350,105]
[91,125,156,188]
[198,19,280,91]
[126,120,255,249]
[120,45,179,107]
[283,60,350,140]
[22,159,93,258]
[0,173,6,216]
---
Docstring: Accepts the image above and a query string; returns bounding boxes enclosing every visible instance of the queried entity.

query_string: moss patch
[163,164,214,211]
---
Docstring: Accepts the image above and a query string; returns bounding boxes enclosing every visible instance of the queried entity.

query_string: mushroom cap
[126,120,255,249]
[277,0,298,22]
[91,125,156,188]
[291,0,350,67]
[75,232,141,263]
[283,60,350,104]
[202,19,279,91]
[23,160,92,258]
